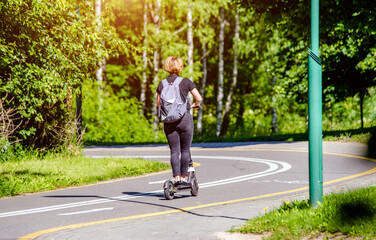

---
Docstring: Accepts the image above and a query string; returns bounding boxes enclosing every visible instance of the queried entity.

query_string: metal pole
[308,0,323,207]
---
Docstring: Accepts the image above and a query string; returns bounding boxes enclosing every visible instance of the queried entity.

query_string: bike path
[1,141,374,240]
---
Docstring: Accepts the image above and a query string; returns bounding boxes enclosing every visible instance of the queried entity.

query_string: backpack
[159,77,188,123]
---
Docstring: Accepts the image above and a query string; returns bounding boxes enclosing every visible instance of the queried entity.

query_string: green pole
[308,0,323,207]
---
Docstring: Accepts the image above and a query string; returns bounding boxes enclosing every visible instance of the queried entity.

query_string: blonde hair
[163,56,183,74]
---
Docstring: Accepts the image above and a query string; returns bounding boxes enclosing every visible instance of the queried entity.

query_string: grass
[0,152,170,198]
[232,186,376,239]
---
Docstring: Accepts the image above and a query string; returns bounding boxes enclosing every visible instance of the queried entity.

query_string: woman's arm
[190,88,202,109]
[157,94,161,108]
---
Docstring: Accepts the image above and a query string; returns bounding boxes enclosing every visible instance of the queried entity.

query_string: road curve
[1,141,375,240]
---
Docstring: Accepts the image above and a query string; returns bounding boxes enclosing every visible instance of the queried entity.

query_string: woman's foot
[174,175,187,182]
[174,175,190,186]
[174,175,180,183]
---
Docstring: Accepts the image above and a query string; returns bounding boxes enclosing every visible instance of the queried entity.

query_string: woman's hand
[190,88,202,110]
[191,103,200,109]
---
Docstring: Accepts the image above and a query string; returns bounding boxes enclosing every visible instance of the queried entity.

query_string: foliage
[239,0,376,103]
[0,152,170,197]
[104,0,375,142]
[82,80,165,144]
[1,0,375,147]
[0,0,128,149]
[233,186,376,239]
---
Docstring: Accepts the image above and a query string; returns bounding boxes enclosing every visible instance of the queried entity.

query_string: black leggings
[164,113,193,177]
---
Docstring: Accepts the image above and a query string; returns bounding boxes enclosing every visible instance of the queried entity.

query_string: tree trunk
[271,107,278,135]
[236,94,245,130]
[75,90,82,139]
[95,0,105,116]
[187,3,193,80]
[151,0,161,137]
[220,7,239,138]
[187,2,194,112]
[328,101,334,131]
[197,42,207,137]
[216,7,225,137]
[360,90,364,129]
[140,1,148,115]
[268,75,278,135]
[75,6,82,139]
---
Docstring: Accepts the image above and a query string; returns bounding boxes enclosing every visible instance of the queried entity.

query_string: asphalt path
[1,141,375,240]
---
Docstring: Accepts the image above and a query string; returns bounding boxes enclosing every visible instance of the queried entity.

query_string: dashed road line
[1,156,290,218]
[57,208,114,216]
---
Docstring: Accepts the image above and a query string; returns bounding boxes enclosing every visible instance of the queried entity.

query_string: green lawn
[232,186,376,239]
[0,154,170,198]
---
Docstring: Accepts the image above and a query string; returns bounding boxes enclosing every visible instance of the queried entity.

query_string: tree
[140,0,148,114]
[193,1,217,136]
[219,6,239,137]
[0,0,127,149]
[187,1,194,110]
[239,0,376,129]
[95,0,107,122]
[216,7,226,137]
[187,1,194,81]
[150,0,162,136]
[99,0,322,140]
[197,41,207,136]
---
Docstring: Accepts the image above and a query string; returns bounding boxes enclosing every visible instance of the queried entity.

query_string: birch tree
[187,2,194,80]
[140,0,148,115]
[197,42,207,136]
[187,1,194,111]
[151,0,161,135]
[193,0,216,137]
[95,0,105,113]
[219,7,239,137]
[216,7,225,137]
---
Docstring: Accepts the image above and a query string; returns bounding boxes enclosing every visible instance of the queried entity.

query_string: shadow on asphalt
[45,193,249,221]
[191,141,296,148]
[121,192,250,221]
[84,141,298,149]
[122,191,195,200]
[84,144,168,149]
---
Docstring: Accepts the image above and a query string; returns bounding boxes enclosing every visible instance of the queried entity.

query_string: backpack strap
[174,76,183,85]
[161,78,168,87]
[162,76,183,86]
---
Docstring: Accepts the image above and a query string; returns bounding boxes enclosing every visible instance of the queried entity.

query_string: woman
[156,56,202,185]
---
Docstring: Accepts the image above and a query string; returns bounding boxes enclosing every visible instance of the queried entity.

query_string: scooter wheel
[191,177,198,196]
[163,180,174,200]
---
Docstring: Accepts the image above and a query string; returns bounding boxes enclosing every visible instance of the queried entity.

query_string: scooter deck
[175,182,192,190]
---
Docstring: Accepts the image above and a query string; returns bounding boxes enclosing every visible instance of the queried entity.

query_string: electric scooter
[163,159,199,200]
[163,105,200,200]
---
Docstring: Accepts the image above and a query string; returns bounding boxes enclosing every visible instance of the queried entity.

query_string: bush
[0,0,127,149]
[82,81,162,144]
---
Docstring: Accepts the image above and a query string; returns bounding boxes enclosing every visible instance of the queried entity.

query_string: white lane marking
[57,207,114,216]
[248,180,309,184]
[149,180,170,184]
[0,156,290,218]
[0,193,158,218]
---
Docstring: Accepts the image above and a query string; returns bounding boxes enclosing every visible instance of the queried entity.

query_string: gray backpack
[159,77,188,123]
